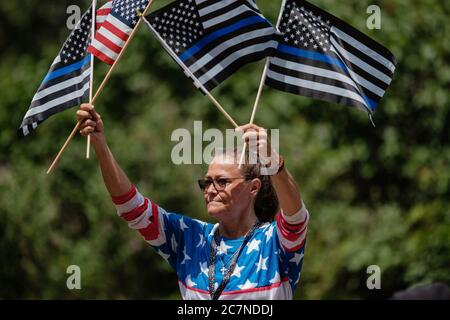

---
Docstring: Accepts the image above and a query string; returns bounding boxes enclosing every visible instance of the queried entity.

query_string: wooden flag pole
[238,0,287,168]
[86,0,97,160]
[238,59,269,168]
[47,0,156,174]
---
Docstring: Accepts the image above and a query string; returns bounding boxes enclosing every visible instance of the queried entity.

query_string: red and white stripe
[179,277,293,300]
[96,0,112,30]
[88,10,133,65]
[276,202,309,252]
[112,185,166,247]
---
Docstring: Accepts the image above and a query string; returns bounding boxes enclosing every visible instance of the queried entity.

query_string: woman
[76,103,309,300]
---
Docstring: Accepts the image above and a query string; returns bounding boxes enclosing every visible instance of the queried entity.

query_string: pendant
[220,266,227,275]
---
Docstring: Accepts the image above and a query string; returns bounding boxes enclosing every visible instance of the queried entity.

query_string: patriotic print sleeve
[111,185,166,246]
[111,185,205,271]
[275,202,309,292]
[276,202,309,253]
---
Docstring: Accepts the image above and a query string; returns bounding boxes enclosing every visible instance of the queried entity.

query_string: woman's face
[203,156,260,220]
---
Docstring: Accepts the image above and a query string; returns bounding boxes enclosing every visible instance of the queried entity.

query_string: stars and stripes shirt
[112,185,309,300]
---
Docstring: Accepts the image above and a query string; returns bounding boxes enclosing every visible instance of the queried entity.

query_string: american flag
[96,0,113,30]
[144,0,279,91]
[19,5,94,136]
[265,0,397,115]
[88,0,150,65]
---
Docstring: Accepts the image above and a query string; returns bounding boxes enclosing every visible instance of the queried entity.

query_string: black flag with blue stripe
[265,0,397,115]
[145,0,279,91]
[19,5,93,136]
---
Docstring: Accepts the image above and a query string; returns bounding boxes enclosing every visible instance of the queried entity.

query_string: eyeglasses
[197,177,249,192]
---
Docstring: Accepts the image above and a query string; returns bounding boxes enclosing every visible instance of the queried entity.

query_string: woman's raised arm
[238,123,303,216]
[76,103,132,197]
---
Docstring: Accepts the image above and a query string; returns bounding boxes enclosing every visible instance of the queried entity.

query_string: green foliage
[0,0,449,299]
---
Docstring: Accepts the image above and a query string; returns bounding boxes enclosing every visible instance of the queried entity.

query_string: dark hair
[217,147,279,222]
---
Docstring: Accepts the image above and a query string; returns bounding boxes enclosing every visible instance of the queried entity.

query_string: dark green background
[0,0,449,299]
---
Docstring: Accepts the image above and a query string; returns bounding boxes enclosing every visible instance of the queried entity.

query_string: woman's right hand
[76,103,104,144]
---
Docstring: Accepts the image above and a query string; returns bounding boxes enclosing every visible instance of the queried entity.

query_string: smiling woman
[76,103,309,300]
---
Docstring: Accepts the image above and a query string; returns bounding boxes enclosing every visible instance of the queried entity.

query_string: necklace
[218,247,240,275]
[208,220,262,300]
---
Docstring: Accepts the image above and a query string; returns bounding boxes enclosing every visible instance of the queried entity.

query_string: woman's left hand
[236,124,279,166]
